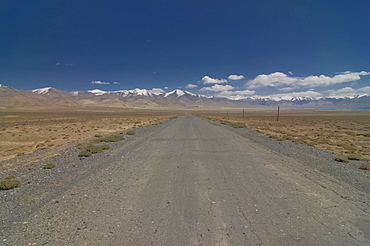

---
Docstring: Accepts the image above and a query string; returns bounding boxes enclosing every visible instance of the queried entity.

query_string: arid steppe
[0,110,180,163]
[198,108,370,161]
[2,109,370,165]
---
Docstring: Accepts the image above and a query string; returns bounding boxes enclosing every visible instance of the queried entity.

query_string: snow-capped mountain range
[1,84,369,109]
[30,86,369,101]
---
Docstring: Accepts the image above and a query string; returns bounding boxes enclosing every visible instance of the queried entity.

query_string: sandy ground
[0,110,180,163]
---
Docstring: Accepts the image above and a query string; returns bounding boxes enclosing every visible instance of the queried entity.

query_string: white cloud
[228,75,245,80]
[200,84,235,92]
[278,87,297,92]
[113,82,120,85]
[164,86,169,90]
[254,90,323,100]
[150,88,165,95]
[217,90,255,100]
[91,81,110,85]
[327,87,356,98]
[246,71,370,90]
[273,90,322,98]
[359,86,370,94]
[186,84,198,88]
[246,72,298,89]
[327,86,370,98]
[201,75,227,84]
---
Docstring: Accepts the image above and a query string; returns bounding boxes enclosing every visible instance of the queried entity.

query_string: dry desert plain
[1,108,370,169]
[197,108,370,162]
[0,110,180,165]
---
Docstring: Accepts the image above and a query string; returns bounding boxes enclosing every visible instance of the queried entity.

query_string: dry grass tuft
[76,144,85,149]
[78,150,92,157]
[43,163,56,169]
[100,135,125,142]
[333,156,350,162]
[347,154,362,161]
[0,176,21,190]
[85,144,105,154]
[100,144,111,150]
[220,120,245,128]
[358,164,370,170]
[88,138,103,144]
[126,130,136,135]
[78,143,111,157]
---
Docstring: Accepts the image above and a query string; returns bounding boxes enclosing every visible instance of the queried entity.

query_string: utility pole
[277,106,280,121]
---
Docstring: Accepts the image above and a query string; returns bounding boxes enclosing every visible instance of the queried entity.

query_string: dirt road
[1,115,370,245]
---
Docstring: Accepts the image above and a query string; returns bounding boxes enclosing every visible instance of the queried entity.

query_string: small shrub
[95,134,103,138]
[347,154,361,161]
[220,120,245,128]
[126,131,136,135]
[88,138,102,144]
[43,163,56,169]
[4,175,16,179]
[85,144,104,154]
[76,144,85,149]
[0,178,21,190]
[333,156,350,162]
[78,150,92,157]
[100,135,125,142]
[100,144,111,150]
[358,164,370,170]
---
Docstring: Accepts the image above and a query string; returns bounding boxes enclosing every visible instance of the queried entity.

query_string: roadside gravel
[203,117,370,194]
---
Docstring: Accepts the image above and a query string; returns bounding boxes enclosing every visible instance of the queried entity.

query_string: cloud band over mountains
[245,71,370,90]
[196,71,370,100]
[88,71,369,100]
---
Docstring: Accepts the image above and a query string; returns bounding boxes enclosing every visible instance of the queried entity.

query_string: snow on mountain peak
[32,87,53,94]
[88,89,107,95]
[69,91,79,96]
[164,89,189,97]
[131,88,153,96]
[175,89,185,97]
[87,88,160,97]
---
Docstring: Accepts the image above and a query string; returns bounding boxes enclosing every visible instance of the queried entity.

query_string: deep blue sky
[1,0,370,99]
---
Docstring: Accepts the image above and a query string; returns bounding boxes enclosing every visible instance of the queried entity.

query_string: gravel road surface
[1,115,370,245]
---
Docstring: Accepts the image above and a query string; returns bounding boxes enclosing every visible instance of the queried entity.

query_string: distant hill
[1,84,369,110]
